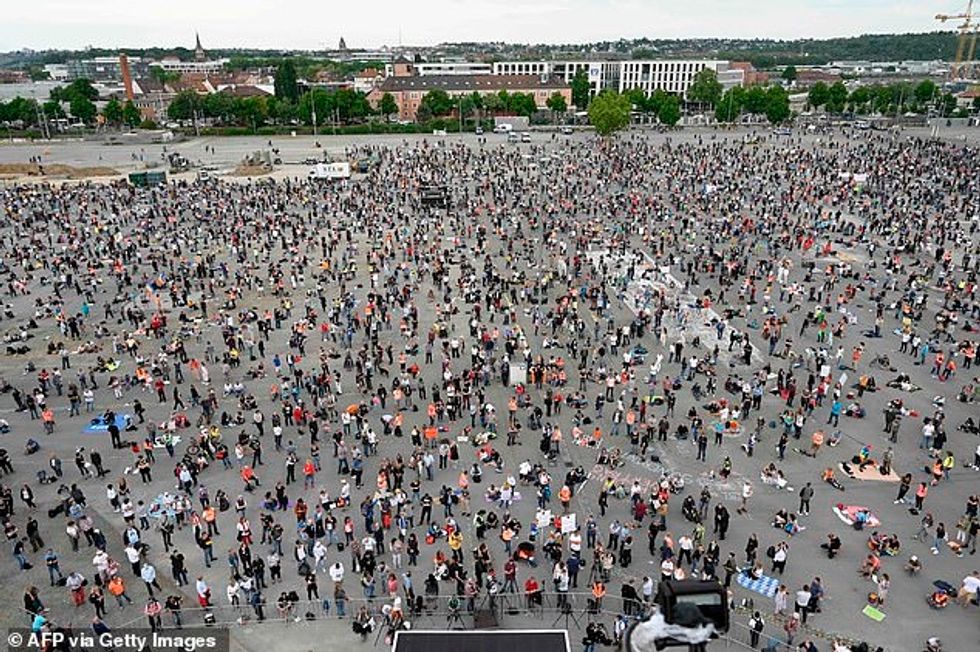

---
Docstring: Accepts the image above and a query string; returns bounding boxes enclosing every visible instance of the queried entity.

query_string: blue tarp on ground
[81,414,131,434]
[736,570,780,599]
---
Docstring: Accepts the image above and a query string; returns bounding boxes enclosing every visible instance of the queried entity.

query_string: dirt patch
[0,162,119,179]
[231,164,273,177]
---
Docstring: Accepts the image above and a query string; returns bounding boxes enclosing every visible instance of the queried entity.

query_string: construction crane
[937,0,978,80]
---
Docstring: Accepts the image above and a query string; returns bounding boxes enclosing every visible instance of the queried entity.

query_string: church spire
[194,32,206,61]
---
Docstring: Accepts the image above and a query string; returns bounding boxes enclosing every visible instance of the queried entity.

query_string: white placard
[560,513,577,534]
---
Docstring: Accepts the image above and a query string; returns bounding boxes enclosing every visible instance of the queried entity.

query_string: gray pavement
[0,126,977,652]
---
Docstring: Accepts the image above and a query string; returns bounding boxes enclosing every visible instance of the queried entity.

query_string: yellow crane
[937,0,978,80]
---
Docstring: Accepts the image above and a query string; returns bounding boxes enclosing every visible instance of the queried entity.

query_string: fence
[112,590,858,651]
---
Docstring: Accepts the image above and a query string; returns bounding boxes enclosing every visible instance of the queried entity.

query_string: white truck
[308,162,351,180]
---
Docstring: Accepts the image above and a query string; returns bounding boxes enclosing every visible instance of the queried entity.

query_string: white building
[43,64,69,81]
[492,59,742,99]
[385,61,493,77]
[617,60,742,96]
[153,58,230,75]
[492,61,621,97]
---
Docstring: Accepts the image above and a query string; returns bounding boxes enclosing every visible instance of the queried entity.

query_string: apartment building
[492,59,743,99]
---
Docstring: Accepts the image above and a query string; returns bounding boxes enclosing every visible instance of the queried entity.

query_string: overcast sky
[1,0,958,51]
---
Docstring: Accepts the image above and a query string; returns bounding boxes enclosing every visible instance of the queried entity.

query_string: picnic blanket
[862,604,886,621]
[736,570,780,599]
[840,462,900,482]
[81,414,131,434]
[833,504,881,528]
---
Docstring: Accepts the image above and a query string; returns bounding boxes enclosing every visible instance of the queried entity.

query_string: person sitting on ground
[904,555,921,575]
[858,553,881,579]
[821,533,842,558]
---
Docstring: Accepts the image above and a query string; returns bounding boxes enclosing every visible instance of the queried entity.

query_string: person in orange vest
[203,504,219,536]
[940,357,956,382]
[303,459,316,489]
[559,485,572,513]
[931,352,945,377]
[107,575,134,608]
[41,408,55,434]
[591,580,606,611]
[808,430,824,457]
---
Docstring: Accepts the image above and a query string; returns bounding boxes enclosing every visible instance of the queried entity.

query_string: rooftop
[380,74,569,92]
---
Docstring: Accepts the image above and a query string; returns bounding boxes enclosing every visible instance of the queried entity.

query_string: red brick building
[368,74,572,122]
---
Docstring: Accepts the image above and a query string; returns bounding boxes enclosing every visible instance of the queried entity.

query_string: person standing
[794,584,812,624]
[748,611,765,648]
[798,482,814,516]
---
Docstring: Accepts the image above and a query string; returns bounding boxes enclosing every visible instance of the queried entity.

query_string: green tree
[203,92,235,122]
[687,69,723,107]
[914,80,937,106]
[657,94,682,126]
[379,92,398,121]
[764,86,791,123]
[167,90,203,122]
[27,66,50,82]
[102,97,124,125]
[571,69,590,110]
[3,97,39,125]
[715,88,743,122]
[588,90,631,136]
[69,96,96,123]
[546,92,567,114]
[483,93,504,115]
[625,88,648,112]
[808,81,830,109]
[274,60,299,102]
[781,65,798,82]
[508,92,537,117]
[43,99,66,121]
[232,96,268,129]
[848,86,871,112]
[65,79,98,101]
[418,89,454,117]
[123,100,141,127]
[743,86,768,114]
[826,81,848,113]
[648,89,670,116]
[298,88,334,126]
[149,66,180,86]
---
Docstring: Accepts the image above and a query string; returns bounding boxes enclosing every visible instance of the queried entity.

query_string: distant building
[153,34,229,75]
[368,74,572,122]
[385,61,493,77]
[729,62,769,86]
[0,70,28,83]
[65,56,149,82]
[353,67,384,93]
[194,32,207,62]
[492,59,741,99]
[43,64,69,81]
[795,69,842,87]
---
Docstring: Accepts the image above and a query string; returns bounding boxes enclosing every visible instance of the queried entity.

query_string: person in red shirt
[524,576,542,608]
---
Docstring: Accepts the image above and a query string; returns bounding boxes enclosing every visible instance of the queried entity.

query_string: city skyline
[1,0,961,52]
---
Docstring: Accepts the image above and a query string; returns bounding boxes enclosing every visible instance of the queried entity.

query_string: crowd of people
[0,127,978,652]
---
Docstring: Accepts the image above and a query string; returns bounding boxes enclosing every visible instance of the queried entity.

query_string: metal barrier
[120,590,875,651]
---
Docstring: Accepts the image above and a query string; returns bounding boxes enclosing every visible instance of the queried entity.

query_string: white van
[493,123,513,134]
